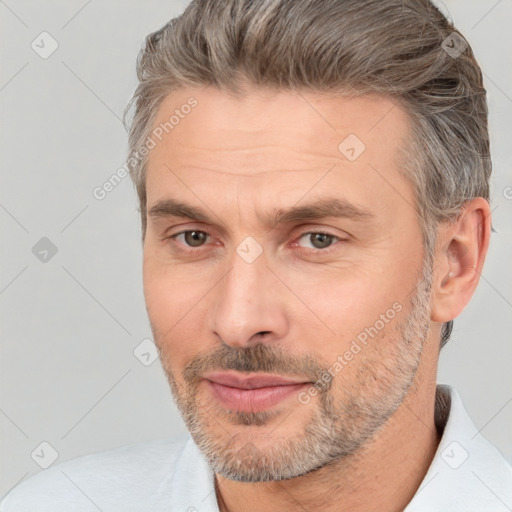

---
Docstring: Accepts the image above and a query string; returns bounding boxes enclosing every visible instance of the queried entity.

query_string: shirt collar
[405,384,512,511]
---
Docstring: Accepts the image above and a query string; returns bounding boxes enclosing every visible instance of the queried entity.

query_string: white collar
[405,384,512,511]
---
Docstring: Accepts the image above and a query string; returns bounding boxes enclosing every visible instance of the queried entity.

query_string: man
[2,0,511,510]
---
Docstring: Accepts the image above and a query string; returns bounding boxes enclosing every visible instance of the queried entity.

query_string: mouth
[202,371,311,413]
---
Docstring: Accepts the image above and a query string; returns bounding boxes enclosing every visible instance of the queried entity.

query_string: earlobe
[430,198,491,324]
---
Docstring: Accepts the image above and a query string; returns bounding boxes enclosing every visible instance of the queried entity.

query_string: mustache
[182,343,331,389]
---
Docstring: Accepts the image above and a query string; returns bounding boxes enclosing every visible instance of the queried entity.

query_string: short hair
[124,0,491,349]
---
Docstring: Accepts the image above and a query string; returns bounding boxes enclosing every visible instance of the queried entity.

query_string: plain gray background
[1,0,511,498]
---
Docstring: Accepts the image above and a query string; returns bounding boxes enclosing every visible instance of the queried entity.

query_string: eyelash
[168,230,343,254]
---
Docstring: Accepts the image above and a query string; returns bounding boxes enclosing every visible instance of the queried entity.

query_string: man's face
[143,85,431,481]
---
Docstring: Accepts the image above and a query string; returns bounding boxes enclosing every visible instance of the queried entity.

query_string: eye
[297,232,340,250]
[172,230,210,247]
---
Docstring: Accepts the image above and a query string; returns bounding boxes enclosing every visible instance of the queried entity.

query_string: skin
[142,84,491,512]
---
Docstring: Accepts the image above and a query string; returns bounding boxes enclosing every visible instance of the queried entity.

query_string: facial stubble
[155,263,432,482]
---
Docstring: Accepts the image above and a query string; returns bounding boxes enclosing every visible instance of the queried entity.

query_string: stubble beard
[156,263,432,482]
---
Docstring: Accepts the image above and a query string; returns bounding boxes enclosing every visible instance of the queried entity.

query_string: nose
[207,250,289,348]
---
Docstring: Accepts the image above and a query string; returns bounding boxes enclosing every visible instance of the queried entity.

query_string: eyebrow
[147,197,374,228]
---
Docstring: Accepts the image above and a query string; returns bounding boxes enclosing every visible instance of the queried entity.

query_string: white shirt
[2,385,511,511]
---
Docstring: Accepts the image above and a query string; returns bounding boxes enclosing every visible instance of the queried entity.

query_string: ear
[430,198,492,323]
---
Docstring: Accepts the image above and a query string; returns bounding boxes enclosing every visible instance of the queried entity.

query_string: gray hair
[124,0,491,348]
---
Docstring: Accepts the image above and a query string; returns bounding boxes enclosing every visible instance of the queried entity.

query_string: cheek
[143,257,212,366]
[143,248,209,321]
[282,265,404,343]
[276,265,414,380]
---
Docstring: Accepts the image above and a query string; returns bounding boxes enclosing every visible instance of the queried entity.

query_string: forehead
[144,85,415,221]
[149,86,410,169]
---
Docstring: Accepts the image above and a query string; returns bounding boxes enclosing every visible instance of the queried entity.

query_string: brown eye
[311,233,333,249]
[182,230,208,247]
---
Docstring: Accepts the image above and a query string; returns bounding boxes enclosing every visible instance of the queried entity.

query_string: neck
[215,358,441,512]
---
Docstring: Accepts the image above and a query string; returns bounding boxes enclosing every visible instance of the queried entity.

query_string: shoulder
[1,436,192,512]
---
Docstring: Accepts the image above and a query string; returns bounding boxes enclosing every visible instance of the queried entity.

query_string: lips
[203,371,311,412]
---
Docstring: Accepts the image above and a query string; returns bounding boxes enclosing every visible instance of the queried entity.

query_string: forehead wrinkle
[164,162,349,180]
